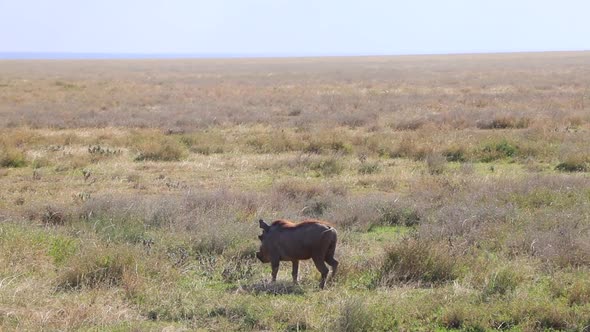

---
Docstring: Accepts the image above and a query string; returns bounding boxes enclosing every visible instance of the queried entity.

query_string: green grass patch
[478,139,518,162]
[0,147,27,168]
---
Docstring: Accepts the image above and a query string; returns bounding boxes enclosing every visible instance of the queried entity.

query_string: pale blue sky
[1,0,589,56]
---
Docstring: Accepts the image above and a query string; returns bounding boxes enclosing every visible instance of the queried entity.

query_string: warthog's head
[256,219,271,263]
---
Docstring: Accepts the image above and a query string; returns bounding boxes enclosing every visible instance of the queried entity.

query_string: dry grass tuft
[379,237,459,286]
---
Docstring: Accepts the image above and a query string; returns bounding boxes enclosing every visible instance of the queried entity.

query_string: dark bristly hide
[256,219,338,289]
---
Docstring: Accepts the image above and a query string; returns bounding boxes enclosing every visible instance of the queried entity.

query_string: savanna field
[1,52,590,331]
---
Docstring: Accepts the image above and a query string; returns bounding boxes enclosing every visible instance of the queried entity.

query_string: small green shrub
[246,131,301,153]
[376,205,420,227]
[477,116,531,129]
[555,160,588,172]
[568,279,590,306]
[443,146,467,162]
[390,138,431,160]
[48,236,78,264]
[425,153,446,175]
[272,180,326,200]
[304,139,352,155]
[478,140,518,162]
[179,132,226,155]
[358,161,381,175]
[58,246,138,289]
[440,305,486,331]
[133,136,187,161]
[482,267,521,298]
[440,306,466,330]
[332,297,373,332]
[309,157,344,177]
[0,147,27,168]
[531,304,570,330]
[88,217,148,244]
[38,205,71,226]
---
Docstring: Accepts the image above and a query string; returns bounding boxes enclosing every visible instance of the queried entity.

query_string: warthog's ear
[259,219,270,232]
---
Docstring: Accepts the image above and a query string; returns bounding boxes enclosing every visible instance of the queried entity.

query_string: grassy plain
[1,52,590,331]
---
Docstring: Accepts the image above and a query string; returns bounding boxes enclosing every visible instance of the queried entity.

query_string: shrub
[439,305,486,331]
[57,245,138,289]
[379,237,458,286]
[390,137,431,160]
[332,297,373,332]
[26,204,73,226]
[392,118,425,131]
[555,160,588,172]
[376,204,420,227]
[439,306,467,330]
[88,217,148,244]
[246,131,301,153]
[526,303,571,331]
[272,180,325,200]
[358,161,381,175]
[442,146,467,162]
[48,236,78,264]
[324,194,390,231]
[477,116,531,129]
[309,156,344,177]
[482,267,521,298]
[179,132,226,155]
[551,273,590,306]
[567,278,590,306]
[133,135,187,161]
[304,140,351,155]
[478,140,518,162]
[425,153,446,175]
[0,147,27,168]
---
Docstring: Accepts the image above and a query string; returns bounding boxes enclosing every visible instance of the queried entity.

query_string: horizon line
[1,49,589,60]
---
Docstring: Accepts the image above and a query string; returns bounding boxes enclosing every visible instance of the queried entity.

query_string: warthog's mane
[271,219,334,229]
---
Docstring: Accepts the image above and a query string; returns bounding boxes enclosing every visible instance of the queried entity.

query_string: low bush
[439,305,486,331]
[390,137,431,160]
[478,140,518,162]
[179,132,226,155]
[482,266,521,298]
[309,156,345,177]
[376,204,420,227]
[555,159,588,172]
[332,297,373,332]
[379,237,459,286]
[57,245,139,289]
[425,153,446,175]
[477,116,531,129]
[132,133,187,161]
[0,147,27,168]
[304,139,352,155]
[358,161,381,175]
[442,146,467,162]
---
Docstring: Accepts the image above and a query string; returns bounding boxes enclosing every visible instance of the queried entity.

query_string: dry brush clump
[56,244,139,290]
[379,237,460,286]
[0,147,27,168]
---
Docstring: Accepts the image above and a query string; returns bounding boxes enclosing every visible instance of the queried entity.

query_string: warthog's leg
[291,260,299,284]
[325,256,339,278]
[325,239,338,278]
[271,258,280,283]
[312,256,329,289]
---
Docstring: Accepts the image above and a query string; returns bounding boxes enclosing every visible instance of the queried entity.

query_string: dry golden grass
[1,52,590,330]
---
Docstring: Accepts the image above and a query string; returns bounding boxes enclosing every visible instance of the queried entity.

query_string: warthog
[256,219,338,289]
